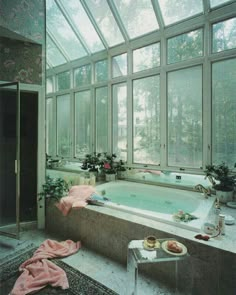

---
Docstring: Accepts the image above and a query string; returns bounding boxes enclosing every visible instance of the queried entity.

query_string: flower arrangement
[81,152,102,172]
[102,153,117,174]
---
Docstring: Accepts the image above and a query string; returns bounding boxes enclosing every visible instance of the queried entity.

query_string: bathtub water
[96,180,215,232]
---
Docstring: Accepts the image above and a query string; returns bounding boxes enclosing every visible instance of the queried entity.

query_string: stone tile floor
[0,229,178,295]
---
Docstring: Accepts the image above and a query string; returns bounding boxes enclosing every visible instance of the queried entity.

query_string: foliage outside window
[96,87,108,153]
[167,29,203,64]
[75,90,91,158]
[212,17,236,53]
[95,59,108,82]
[57,94,71,157]
[133,43,160,73]
[74,65,91,87]
[133,75,160,165]
[167,66,202,168]
[57,71,70,91]
[112,53,127,78]
[212,58,236,166]
[112,83,127,161]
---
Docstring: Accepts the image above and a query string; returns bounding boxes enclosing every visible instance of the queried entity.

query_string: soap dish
[225,215,235,225]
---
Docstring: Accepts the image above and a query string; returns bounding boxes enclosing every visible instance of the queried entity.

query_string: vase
[105,173,116,182]
[215,189,234,203]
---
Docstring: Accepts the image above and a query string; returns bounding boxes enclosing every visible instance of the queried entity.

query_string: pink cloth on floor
[10,239,81,295]
[56,185,97,216]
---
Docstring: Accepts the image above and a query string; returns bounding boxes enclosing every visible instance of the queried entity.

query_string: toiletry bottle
[219,214,225,235]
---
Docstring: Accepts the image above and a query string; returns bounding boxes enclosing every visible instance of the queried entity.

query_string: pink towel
[56,185,97,216]
[10,239,81,295]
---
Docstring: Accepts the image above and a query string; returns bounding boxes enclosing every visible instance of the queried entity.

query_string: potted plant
[115,159,127,179]
[204,162,235,203]
[102,153,117,182]
[81,152,102,179]
[38,175,69,202]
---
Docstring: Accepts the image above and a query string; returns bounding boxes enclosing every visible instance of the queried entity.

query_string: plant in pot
[38,175,69,202]
[81,152,102,179]
[102,153,117,182]
[115,159,127,179]
[204,162,235,203]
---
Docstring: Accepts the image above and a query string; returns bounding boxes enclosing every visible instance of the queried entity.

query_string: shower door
[0,82,20,239]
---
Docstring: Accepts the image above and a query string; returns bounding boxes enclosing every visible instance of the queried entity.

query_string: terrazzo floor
[0,229,178,295]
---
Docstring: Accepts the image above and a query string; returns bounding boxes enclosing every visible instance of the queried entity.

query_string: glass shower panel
[0,82,20,239]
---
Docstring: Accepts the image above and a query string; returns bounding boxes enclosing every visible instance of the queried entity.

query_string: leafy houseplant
[38,175,69,202]
[115,159,127,179]
[81,152,102,172]
[204,162,235,203]
[102,153,117,174]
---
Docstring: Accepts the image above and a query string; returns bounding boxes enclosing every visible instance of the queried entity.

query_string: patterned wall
[0,37,42,84]
[0,0,45,84]
[0,0,45,44]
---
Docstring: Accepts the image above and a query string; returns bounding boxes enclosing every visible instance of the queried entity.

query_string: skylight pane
[212,18,236,53]
[158,0,203,26]
[46,34,66,67]
[46,0,86,60]
[86,0,124,47]
[113,0,159,38]
[133,43,160,72]
[63,0,105,53]
[210,0,232,8]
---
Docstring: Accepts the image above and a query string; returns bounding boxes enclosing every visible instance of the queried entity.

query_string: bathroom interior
[0,0,236,294]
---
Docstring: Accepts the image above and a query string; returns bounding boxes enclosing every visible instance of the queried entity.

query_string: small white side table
[127,239,189,295]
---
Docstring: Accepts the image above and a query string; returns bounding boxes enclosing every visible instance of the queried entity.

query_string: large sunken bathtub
[46,180,235,294]
[95,181,214,232]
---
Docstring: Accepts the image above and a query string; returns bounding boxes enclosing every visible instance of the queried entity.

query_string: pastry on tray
[166,240,183,253]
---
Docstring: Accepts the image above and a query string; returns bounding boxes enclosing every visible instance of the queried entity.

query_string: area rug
[0,243,118,295]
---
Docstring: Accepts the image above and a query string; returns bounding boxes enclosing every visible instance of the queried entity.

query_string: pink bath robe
[56,185,97,216]
[10,239,81,295]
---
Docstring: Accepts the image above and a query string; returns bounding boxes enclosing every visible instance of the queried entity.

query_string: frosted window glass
[86,0,124,47]
[212,18,236,53]
[212,59,236,166]
[168,29,203,64]
[96,87,108,152]
[133,43,160,73]
[75,90,91,157]
[57,94,71,157]
[112,53,127,78]
[158,0,203,26]
[74,65,91,87]
[113,83,127,161]
[168,66,202,168]
[95,60,108,82]
[113,0,159,38]
[133,75,160,165]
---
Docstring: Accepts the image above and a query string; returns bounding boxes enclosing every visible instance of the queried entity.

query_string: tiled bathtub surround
[46,200,236,295]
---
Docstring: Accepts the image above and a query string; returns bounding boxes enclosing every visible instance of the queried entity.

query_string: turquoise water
[96,181,199,215]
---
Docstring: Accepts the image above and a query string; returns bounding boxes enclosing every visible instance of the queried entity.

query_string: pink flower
[104,163,111,169]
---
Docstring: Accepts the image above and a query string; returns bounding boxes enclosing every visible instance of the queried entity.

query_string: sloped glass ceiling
[46,0,234,69]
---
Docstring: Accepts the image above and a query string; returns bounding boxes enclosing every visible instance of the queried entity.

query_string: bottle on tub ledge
[219,214,225,235]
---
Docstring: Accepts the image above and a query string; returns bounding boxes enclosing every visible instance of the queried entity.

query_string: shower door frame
[0,82,20,239]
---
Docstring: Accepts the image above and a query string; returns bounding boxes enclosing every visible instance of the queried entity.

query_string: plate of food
[161,240,187,256]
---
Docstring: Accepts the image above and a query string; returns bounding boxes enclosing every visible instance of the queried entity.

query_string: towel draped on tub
[10,239,81,295]
[55,185,97,216]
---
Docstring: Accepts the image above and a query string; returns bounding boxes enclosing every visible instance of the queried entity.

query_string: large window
[46,98,55,156]
[57,94,71,157]
[212,58,236,165]
[133,75,160,165]
[96,87,108,153]
[167,66,202,168]
[112,83,127,161]
[75,90,91,158]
